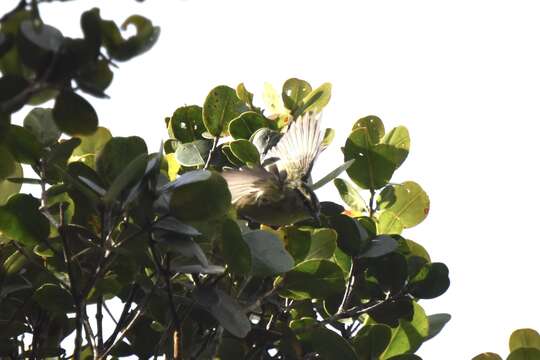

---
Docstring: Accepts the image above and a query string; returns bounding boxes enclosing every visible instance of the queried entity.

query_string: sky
[3,0,540,358]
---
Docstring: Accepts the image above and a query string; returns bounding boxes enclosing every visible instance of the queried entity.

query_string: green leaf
[311,159,355,190]
[381,301,429,359]
[0,145,15,181]
[0,75,30,113]
[168,105,205,143]
[306,228,337,260]
[103,152,148,205]
[352,115,385,143]
[100,14,160,61]
[509,329,540,352]
[95,136,147,184]
[169,170,231,222]
[301,327,358,360]
[230,139,260,165]
[472,353,503,360]
[408,262,450,299]
[377,210,404,235]
[352,324,392,360]
[53,91,99,136]
[221,219,251,275]
[299,82,332,115]
[334,178,367,213]
[380,126,410,169]
[425,313,451,341]
[387,355,422,360]
[344,127,395,190]
[5,125,42,165]
[33,283,74,314]
[282,78,312,112]
[263,82,286,115]
[283,226,312,264]
[193,287,251,338]
[236,83,254,107]
[228,111,268,140]
[278,259,345,300]
[329,214,370,256]
[359,235,398,258]
[243,230,294,277]
[0,161,22,205]
[0,194,49,246]
[44,138,82,183]
[153,217,201,236]
[507,348,540,360]
[18,20,64,72]
[76,59,114,97]
[23,107,61,146]
[378,181,430,229]
[203,85,245,137]
[71,127,112,168]
[3,250,27,275]
[174,140,211,167]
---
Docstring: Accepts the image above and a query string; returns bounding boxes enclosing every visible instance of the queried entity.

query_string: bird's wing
[264,111,324,182]
[222,166,281,206]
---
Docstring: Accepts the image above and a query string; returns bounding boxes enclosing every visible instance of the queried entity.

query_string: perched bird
[222,112,325,226]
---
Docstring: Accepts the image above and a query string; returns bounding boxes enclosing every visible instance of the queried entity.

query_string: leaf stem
[204,136,220,169]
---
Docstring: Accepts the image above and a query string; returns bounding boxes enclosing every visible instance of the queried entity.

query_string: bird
[222,112,325,226]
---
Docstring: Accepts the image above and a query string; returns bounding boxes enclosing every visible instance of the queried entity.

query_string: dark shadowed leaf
[168,105,204,142]
[221,219,251,275]
[0,145,15,181]
[0,161,22,205]
[278,259,345,300]
[352,324,392,360]
[329,214,370,256]
[95,136,147,184]
[5,125,42,165]
[203,85,245,137]
[76,59,114,97]
[359,236,398,258]
[153,216,201,236]
[169,171,231,221]
[53,91,99,136]
[243,230,294,277]
[312,159,355,190]
[33,283,74,314]
[0,194,49,246]
[228,111,268,140]
[0,75,30,113]
[302,327,357,360]
[23,107,61,146]
[230,139,260,165]
[408,262,450,299]
[507,348,540,360]
[103,152,148,205]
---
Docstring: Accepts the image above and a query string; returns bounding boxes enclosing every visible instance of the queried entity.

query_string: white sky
[3,0,540,358]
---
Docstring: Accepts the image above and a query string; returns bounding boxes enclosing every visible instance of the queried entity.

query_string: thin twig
[338,261,356,313]
[102,301,118,325]
[204,136,220,169]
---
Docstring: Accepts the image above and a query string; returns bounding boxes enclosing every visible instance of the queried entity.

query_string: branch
[204,136,220,169]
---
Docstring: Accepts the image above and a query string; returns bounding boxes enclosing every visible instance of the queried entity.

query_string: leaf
[18,20,64,72]
[3,250,27,275]
[243,230,294,277]
[174,140,211,167]
[359,235,399,258]
[378,181,430,229]
[5,125,42,165]
[100,14,160,61]
[263,82,286,115]
[282,226,312,264]
[299,82,332,115]
[103,152,148,205]
[472,353,503,360]
[228,111,268,140]
[381,302,429,359]
[33,283,74,314]
[408,262,450,299]
[168,105,205,143]
[0,145,15,181]
[203,85,245,137]
[95,136,148,184]
[23,107,61,146]
[509,329,540,352]
[153,217,201,236]
[0,194,49,246]
[278,259,345,300]
[306,228,337,260]
[160,237,208,267]
[282,78,312,112]
[329,214,370,256]
[0,75,30,113]
[377,210,404,235]
[425,313,451,341]
[507,348,540,360]
[169,170,231,221]
[71,127,112,168]
[221,219,251,275]
[311,159,355,190]
[53,91,99,136]
[352,115,385,143]
[76,59,114,98]
[193,287,251,338]
[230,139,260,165]
[380,126,410,169]
[236,83,254,107]
[334,178,367,213]
[0,161,22,205]
[352,324,392,360]
[301,327,358,360]
[344,127,396,190]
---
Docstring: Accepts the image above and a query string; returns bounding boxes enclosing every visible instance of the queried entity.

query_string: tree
[0,1,451,359]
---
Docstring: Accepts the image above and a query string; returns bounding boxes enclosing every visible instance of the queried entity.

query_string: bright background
[3,0,540,358]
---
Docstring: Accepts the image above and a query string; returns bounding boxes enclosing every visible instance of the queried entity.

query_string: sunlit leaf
[378,181,430,229]
[509,329,540,352]
[230,139,260,165]
[228,111,268,140]
[203,85,245,137]
[0,194,49,246]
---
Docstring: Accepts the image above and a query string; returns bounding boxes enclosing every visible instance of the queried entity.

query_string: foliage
[0,2,450,359]
[473,329,540,360]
